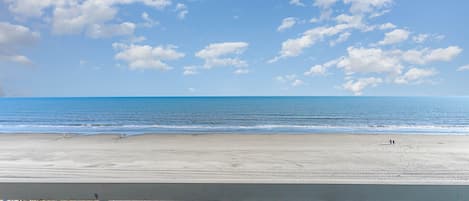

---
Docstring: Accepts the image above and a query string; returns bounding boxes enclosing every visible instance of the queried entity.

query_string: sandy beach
[0,133,468,185]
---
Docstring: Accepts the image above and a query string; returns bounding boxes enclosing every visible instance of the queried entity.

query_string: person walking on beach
[390,139,393,145]
[392,140,395,144]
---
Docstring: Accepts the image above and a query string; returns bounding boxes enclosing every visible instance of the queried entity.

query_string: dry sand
[0,133,468,184]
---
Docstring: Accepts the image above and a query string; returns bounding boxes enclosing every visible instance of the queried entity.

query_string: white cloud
[141,12,159,28]
[412,34,429,44]
[0,55,32,65]
[377,29,409,46]
[4,0,172,38]
[276,74,303,86]
[291,79,304,87]
[434,34,445,41]
[305,65,327,76]
[277,17,297,32]
[342,77,382,95]
[306,45,461,94]
[4,0,63,18]
[188,87,196,92]
[310,0,338,22]
[424,46,462,63]
[86,22,136,38]
[195,42,249,69]
[0,22,39,65]
[304,59,339,76]
[289,0,305,6]
[113,43,184,71]
[0,22,40,47]
[400,46,463,65]
[175,3,188,19]
[335,14,374,31]
[344,0,393,14]
[270,14,372,62]
[183,66,198,75]
[270,24,349,62]
[457,65,469,72]
[276,74,296,82]
[369,9,391,18]
[379,23,396,30]
[394,68,436,84]
[330,32,351,46]
[337,47,403,75]
[332,46,461,75]
[313,0,338,8]
[51,1,129,37]
[234,69,250,75]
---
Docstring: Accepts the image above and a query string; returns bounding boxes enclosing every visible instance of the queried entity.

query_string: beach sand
[0,133,468,184]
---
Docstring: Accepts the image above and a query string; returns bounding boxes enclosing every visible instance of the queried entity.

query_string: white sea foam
[1,124,469,134]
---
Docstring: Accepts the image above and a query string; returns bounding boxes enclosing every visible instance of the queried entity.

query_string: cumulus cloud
[308,45,461,94]
[270,14,372,62]
[195,42,249,69]
[4,0,172,38]
[379,22,396,30]
[400,46,463,65]
[175,3,188,19]
[0,22,40,47]
[342,77,382,95]
[457,65,469,72]
[4,0,64,18]
[377,29,410,46]
[0,22,39,65]
[394,68,437,84]
[344,0,393,14]
[113,43,184,71]
[276,0,458,95]
[304,59,339,76]
[269,25,348,62]
[328,45,461,75]
[337,47,403,75]
[277,17,297,32]
[289,0,305,6]
[305,65,327,76]
[313,0,338,8]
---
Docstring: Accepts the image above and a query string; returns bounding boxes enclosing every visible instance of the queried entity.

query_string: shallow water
[1,96,468,134]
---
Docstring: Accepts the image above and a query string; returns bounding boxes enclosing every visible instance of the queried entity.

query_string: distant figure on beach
[390,139,392,145]
[392,140,395,144]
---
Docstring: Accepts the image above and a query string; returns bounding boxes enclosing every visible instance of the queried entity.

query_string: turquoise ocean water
[0,97,468,134]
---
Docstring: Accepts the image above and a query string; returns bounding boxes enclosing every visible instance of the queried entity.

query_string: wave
[1,124,469,134]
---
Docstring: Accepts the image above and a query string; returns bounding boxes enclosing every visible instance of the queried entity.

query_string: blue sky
[0,0,468,97]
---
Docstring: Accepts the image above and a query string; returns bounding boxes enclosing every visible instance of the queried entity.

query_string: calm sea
[0,97,468,135]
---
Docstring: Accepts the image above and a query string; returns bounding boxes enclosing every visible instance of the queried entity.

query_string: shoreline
[0,133,468,184]
[2,132,469,136]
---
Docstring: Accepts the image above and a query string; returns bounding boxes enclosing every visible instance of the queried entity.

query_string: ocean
[0,96,468,135]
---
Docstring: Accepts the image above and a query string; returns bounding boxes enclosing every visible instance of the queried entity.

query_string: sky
[0,0,468,97]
